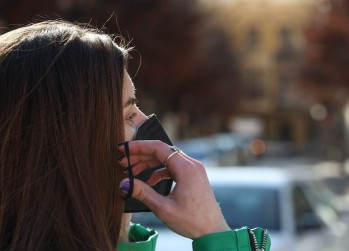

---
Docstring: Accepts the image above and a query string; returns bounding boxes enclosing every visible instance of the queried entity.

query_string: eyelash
[127,112,137,123]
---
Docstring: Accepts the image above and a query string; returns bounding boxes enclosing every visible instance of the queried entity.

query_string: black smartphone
[124,114,174,213]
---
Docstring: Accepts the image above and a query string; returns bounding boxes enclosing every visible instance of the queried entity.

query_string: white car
[132,167,349,251]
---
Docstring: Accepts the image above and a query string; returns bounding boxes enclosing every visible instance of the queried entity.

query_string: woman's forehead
[123,72,135,106]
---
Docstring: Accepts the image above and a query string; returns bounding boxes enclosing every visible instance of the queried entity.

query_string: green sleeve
[117,223,158,251]
[192,227,271,251]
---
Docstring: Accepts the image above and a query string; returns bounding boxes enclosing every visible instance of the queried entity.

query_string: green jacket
[117,223,271,251]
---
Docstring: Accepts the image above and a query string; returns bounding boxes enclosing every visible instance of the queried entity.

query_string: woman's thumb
[120,178,165,213]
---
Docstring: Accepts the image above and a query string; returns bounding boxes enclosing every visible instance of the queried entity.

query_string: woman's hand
[118,140,230,239]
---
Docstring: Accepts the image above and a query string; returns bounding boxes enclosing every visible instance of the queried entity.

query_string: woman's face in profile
[122,71,147,141]
[120,71,147,240]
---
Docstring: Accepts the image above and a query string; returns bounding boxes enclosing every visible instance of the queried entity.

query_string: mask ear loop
[123,141,134,200]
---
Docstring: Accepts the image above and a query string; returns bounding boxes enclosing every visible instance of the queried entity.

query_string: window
[292,185,322,232]
[276,27,294,61]
[246,27,260,51]
[243,70,265,100]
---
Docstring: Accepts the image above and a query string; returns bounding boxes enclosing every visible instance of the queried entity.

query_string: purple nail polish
[117,141,129,147]
[119,180,130,193]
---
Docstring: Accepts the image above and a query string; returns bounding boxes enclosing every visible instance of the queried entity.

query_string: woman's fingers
[119,156,161,176]
[118,140,176,164]
[118,140,189,180]
[146,168,172,186]
[118,140,230,239]
[119,154,160,167]
[123,178,168,213]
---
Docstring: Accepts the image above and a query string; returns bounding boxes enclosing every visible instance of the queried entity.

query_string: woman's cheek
[124,124,136,142]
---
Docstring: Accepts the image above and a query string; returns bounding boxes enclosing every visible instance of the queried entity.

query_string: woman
[0,20,270,251]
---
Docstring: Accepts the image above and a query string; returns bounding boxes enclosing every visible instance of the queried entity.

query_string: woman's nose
[135,108,148,127]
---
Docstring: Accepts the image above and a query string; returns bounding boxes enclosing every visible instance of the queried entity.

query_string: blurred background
[2,0,349,250]
[2,0,349,163]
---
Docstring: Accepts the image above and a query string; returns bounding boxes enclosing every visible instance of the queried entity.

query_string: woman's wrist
[195,222,231,239]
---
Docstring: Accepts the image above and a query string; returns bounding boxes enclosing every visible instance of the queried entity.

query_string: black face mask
[124,114,174,213]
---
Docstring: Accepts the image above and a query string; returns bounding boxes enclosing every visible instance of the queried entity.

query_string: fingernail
[119,180,130,193]
[118,141,130,147]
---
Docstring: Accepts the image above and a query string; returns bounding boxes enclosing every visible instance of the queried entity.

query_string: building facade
[202,0,327,154]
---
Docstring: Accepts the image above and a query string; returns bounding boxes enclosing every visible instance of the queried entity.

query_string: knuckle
[134,185,149,202]
[179,163,198,177]
[186,161,200,172]
[195,160,205,169]
[180,161,207,180]
[196,162,207,173]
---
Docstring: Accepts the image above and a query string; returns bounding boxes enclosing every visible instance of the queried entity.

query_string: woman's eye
[127,112,137,123]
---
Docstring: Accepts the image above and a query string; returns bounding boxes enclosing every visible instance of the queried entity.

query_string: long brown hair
[0,20,127,250]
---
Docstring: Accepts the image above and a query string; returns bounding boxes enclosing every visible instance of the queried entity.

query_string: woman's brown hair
[0,20,127,250]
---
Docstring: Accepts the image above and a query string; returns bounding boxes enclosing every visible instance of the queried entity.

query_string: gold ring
[164,147,181,167]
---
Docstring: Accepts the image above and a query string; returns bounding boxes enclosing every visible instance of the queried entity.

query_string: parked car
[174,133,253,166]
[310,162,349,217]
[132,167,349,251]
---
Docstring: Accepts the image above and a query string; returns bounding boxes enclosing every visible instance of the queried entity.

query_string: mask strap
[123,141,134,200]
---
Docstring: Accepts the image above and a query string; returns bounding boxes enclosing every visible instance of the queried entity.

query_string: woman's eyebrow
[123,97,137,108]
